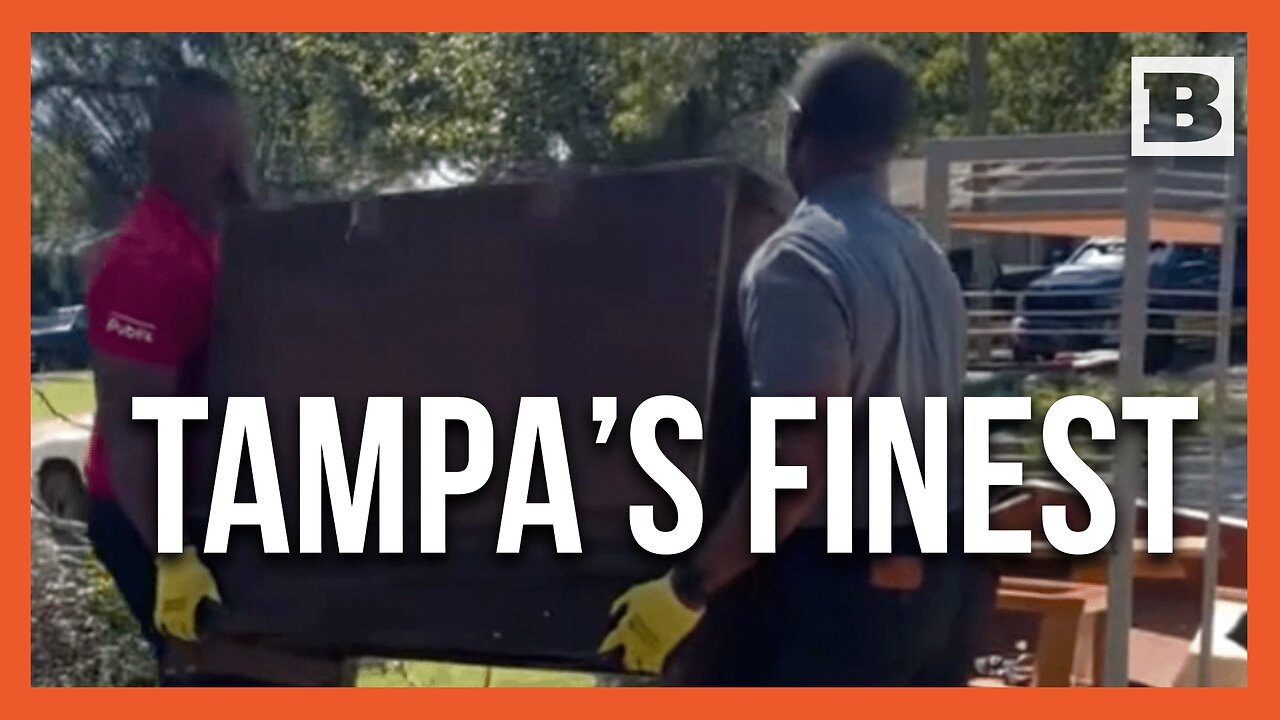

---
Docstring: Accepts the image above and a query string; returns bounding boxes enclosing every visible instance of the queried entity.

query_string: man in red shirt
[85,69,254,679]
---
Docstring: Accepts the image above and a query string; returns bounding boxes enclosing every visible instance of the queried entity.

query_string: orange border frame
[7,17,1267,708]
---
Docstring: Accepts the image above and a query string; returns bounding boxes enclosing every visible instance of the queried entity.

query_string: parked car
[31,304,89,372]
[1012,229,1247,370]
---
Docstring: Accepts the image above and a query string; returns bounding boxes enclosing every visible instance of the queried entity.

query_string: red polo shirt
[84,186,219,500]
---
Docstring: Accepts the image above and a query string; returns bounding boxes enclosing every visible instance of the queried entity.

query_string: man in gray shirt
[601,42,994,685]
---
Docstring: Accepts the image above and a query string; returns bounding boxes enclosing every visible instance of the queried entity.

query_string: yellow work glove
[598,571,704,674]
[154,545,221,642]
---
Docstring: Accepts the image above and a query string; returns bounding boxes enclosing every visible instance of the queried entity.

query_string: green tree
[31,32,393,222]
[291,33,810,178]
[31,31,1247,241]
[31,140,87,243]
[31,33,230,228]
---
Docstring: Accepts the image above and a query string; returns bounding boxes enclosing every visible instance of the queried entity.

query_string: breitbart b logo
[1131,56,1234,157]
[105,312,155,344]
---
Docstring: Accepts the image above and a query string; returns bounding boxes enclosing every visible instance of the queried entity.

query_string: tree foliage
[31,31,1246,248]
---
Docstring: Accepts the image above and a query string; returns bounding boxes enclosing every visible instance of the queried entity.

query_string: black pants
[87,499,283,687]
[87,499,163,655]
[765,527,996,686]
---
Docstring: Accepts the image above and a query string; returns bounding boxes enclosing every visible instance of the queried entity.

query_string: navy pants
[766,528,996,686]
[87,500,282,687]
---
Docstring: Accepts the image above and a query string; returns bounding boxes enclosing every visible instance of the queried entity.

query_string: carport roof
[948,208,1229,244]
[896,131,1246,243]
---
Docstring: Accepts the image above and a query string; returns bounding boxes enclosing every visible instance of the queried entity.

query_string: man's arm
[684,244,851,599]
[93,353,182,553]
[86,253,207,552]
[685,407,829,599]
[95,351,224,642]
[86,241,223,642]
[599,242,853,673]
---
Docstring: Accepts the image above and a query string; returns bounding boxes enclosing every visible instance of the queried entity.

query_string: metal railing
[927,132,1243,687]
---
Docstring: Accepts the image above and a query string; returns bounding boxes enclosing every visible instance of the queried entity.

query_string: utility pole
[967,32,990,136]
[966,32,994,361]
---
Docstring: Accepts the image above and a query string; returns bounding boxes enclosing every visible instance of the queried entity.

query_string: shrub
[30,502,155,687]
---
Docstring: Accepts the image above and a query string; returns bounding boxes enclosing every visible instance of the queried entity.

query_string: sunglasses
[782,93,805,151]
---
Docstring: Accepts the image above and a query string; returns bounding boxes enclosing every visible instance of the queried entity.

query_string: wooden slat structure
[927,133,1244,687]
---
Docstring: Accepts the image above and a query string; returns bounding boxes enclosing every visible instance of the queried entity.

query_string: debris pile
[30,500,154,686]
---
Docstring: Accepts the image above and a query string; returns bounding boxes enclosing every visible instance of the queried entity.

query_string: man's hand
[154,545,221,641]
[598,572,704,674]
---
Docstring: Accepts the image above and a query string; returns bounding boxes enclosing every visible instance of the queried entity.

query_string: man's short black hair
[789,42,913,157]
[151,67,238,132]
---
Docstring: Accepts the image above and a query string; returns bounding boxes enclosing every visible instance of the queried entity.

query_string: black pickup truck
[1011,227,1247,370]
[948,247,1051,311]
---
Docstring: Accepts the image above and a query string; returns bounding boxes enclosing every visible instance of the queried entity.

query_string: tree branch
[30,74,152,100]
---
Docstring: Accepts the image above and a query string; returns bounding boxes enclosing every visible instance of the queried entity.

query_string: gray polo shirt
[738,171,966,529]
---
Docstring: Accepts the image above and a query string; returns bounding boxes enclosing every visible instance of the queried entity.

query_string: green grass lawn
[31,371,96,423]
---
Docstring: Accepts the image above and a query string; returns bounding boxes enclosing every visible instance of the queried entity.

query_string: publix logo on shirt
[105,312,156,344]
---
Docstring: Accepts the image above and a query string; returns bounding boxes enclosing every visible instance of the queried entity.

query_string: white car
[31,420,92,522]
